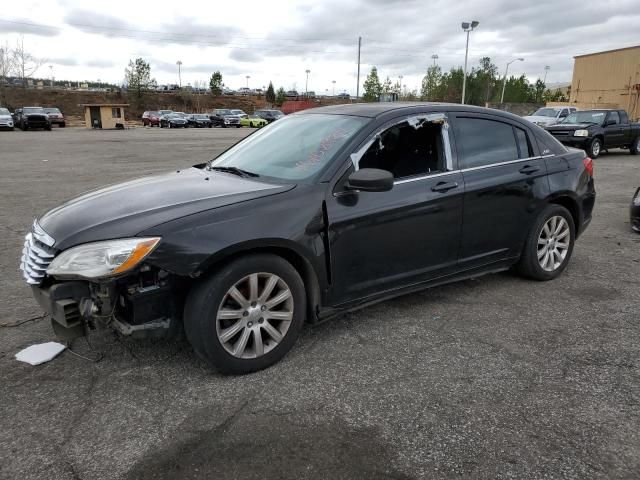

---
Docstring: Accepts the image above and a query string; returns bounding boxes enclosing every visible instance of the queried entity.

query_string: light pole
[500,57,524,104]
[332,80,336,96]
[305,69,310,95]
[398,75,403,99]
[246,75,250,88]
[431,54,439,66]
[176,61,182,88]
[543,65,550,85]
[461,20,479,104]
[49,65,53,87]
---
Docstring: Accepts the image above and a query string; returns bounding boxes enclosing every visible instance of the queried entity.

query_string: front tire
[630,136,640,155]
[587,137,602,158]
[517,204,575,281]
[184,254,306,374]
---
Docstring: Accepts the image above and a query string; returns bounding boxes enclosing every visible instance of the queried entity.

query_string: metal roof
[294,102,496,118]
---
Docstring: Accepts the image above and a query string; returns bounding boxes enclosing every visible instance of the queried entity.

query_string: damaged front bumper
[31,272,182,341]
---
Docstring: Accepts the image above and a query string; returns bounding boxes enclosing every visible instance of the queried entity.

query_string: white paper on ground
[15,342,67,366]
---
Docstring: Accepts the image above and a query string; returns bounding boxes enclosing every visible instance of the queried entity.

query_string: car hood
[546,123,595,131]
[38,167,294,250]
[523,116,557,124]
[0,114,11,120]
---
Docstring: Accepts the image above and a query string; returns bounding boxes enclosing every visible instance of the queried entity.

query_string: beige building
[80,103,129,129]
[568,45,640,120]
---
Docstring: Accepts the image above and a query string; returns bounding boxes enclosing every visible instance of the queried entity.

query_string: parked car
[230,109,248,119]
[43,107,66,128]
[523,106,577,127]
[12,107,52,131]
[160,113,188,128]
[254,109,284,123]
[0,107,14,130]
[209,109,241,128]
[545,109,640,158]
[157,109,173,118]
[631,187,640,233]
[336,92,351,100]
[21,103,595,374]
[285,90,299,99]
[142,111,161,127]
[240,115,268,128]
[187,114,212,128]
[237,88,251,96]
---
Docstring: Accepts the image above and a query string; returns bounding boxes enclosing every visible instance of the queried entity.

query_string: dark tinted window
[535,130,567,155]
[607,111,620,125]
[455,117,519,168]
[515,128,532,158]
[620,111,629,124]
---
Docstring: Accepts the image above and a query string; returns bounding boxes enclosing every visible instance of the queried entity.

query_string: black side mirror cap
[347,168,394,192]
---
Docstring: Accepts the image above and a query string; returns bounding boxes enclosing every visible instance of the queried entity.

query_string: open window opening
[355,117,448,179]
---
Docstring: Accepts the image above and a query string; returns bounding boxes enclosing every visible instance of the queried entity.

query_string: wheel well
[550,196,580,231]
[202,247,321,323]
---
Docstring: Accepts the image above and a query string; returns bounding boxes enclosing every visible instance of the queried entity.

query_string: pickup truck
[545,109,640,158]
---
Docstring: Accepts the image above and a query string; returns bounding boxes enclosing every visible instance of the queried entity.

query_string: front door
[603,111,624,147]
[326,115,463,306]
[450,113,550,267]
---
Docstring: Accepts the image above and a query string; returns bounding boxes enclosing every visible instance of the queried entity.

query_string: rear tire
[630,136,640,155]
[517,204,575,281]
[184,254,306,374]
[60,123,65,128]
[587,137,602,158]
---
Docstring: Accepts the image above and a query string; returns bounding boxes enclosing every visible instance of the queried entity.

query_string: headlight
[46,237,160,279]
[574,129,589,137]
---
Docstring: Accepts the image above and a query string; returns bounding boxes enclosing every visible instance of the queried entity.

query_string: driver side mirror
[347,168,394,192]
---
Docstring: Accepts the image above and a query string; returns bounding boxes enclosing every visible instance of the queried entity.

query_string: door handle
[519,165,540,175]
[431,181,458,193]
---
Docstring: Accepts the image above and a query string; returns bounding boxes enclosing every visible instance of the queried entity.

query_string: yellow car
[240,115,268,128]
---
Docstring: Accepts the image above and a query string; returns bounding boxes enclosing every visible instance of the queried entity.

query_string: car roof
[293,102,523,120]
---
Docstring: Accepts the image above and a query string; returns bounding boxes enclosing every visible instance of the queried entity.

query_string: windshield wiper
[208,165,259,177]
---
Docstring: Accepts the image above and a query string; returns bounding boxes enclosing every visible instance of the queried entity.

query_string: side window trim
[349,113,454,177]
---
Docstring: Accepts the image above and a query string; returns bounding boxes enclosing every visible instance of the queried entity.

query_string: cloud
[48,57,78,66]
[86,59,115,68]
[0,18,59,37]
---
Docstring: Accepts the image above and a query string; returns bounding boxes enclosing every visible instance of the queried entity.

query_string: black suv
[13,106,52,131]
[546,109,640,158]
[254,109,284,123]
[21,103,595,374]
[209,109,241,128]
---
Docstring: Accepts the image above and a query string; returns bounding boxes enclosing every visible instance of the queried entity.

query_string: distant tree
[362,66,382,102]
[12,36,43,85]
[124,58,156,98]
[531,78,546,103]
[209,71,223,95]
[0,41,13,102]
[420,65,442,101]
[381,76,394,94]
[275,87,286,106]
[266,81,276,104]
[440,67,465,103]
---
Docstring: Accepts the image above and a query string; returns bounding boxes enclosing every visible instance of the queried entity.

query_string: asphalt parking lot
[1,127,639,480]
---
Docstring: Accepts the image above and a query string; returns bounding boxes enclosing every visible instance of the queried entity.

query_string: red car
[44,107,65,128]
[142,111,161,127]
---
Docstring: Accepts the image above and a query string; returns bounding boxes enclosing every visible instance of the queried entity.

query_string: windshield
[167,114,182,119]
[532,108,559,117]
[217,109,232,115]
[210,113,369,181]
[562,111,606,125]
[194,114,208,119]
[24,107,45,114]
[0,108,9,115]
[44,108,61,114]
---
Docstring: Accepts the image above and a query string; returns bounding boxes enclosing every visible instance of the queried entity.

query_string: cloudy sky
[1,0,639,94]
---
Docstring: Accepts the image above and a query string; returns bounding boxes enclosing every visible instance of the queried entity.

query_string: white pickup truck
[523,106,577,127]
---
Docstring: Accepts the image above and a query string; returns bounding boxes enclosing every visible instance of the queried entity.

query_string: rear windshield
[210,113,369,181]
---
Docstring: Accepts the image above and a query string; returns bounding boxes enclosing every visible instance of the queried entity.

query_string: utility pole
[176,60,182,88]
[431,54,438,66]
[332,80,336,96]
[305,69,310,95]
[461,21,479,104]
[543,65,550,85]
[356,36,361,100]
[500,58,524,104]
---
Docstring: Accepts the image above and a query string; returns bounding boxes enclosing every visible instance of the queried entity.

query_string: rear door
[450,113,550,267]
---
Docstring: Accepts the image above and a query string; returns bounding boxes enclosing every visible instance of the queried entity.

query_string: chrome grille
[20,221,56,285]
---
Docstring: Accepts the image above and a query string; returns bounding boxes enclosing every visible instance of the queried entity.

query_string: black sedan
[186,114,212,128]
[21,103,595,374]
[631,188,640,233]
[159,113,188,128]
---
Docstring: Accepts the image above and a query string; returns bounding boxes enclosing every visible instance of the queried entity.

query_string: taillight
[583,157,594,177]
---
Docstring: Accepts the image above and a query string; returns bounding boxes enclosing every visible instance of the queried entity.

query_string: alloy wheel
[216,273,294,359]
[537,215,570,272]
[591,139,601,157]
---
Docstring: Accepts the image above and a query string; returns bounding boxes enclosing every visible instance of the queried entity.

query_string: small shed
[79,103,129,129]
